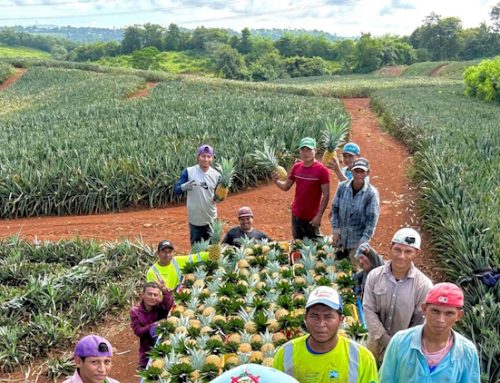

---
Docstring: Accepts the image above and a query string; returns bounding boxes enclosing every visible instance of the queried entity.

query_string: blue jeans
[189,223,211,245]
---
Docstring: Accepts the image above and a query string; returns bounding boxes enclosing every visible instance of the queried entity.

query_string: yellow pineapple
[208,219,224,260]
[321,119,350,164]
[252,142,288,181]
[250,351,264,362]
[150,358,165,369]
[205,354,222,369]
[214,157,236,201]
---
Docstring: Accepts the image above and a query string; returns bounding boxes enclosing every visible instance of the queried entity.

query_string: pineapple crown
[215,157,236,188]
[252,141,280,171]
[209,219,224,244]
[321,118,350,151]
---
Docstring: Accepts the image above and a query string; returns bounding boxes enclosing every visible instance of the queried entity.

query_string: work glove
[181,179,196,192]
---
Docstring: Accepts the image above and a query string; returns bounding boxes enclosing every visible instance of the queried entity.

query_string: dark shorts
[291,215,321,240]
[189,223,211,245]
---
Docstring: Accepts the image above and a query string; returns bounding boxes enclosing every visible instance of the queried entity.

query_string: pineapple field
[0,62,498,382]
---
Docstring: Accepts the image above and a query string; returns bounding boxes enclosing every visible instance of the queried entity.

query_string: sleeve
[222,230,234,246]
[174,168,189,195]
[460,342,481,383]
[363,271,391,344]
[319,164,330,184]
[331,185,342,231]
[410,275,433,327]
[359,348,379,383]
[287,162,297,182]
[378,335,398,383]
[359,188,380,244]
[272,345,285,372]
[160,288,174,314]
[130,307,153,338]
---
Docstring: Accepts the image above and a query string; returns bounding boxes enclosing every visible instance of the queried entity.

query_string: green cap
[298,137,316,149]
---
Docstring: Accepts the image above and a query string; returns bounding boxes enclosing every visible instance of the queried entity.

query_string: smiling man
[273,286,378,383]
[272,137,330,240]
[64,335,119,383]
[363,228,433,363]
[379,283,480,382]
[222,206,269,247]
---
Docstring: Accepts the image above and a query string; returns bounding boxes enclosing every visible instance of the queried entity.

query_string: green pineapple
[208,219,224,261]
[215,157,236,201]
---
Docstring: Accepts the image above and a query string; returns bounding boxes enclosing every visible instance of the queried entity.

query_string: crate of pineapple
[139,237,367,383]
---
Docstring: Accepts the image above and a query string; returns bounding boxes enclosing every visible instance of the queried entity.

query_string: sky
[0,0,498,37]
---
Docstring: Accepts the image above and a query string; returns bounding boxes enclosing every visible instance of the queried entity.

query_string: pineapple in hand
[215,158,236,201]
[208,219,224,261]
[252,142,288,181]
[321,119,350,164]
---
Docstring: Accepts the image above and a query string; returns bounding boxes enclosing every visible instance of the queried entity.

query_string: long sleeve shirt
[331,178,379,250]
[130,289,174,368]
[63,371,119,383]
[363,262,433,349]
[379,325,480,383]
[174,165,220,226]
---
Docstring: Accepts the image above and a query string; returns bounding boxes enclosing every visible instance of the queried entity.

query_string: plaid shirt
[331,178,380,249]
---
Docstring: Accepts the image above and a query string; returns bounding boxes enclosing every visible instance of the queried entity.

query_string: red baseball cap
[425,283,464,308]
[238,206,254,218]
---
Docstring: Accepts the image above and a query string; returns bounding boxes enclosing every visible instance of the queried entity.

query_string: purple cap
[198,144,214,157]
[74,335,113,358]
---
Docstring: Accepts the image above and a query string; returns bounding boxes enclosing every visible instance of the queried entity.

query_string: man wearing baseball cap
[363,227,433,363]
[326,142,361,182]
[146,239,209,290]
[272,137,330,240]
[63,334,119,383]
[174,144,222,245]
[274,286,378,382]
[331,157,380,270]
[379,283,480,382]
[222,206,270,247]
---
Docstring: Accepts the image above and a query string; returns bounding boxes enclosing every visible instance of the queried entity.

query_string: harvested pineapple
[321,119,350,164]
[208,219,224,260]
[252,142,288,181]
[214,157,236,201]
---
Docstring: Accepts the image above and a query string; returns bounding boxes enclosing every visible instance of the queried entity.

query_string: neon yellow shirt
[273,334,378,383]
[146,252,209,290]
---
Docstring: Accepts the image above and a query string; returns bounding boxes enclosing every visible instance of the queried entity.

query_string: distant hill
[7,25,349,43]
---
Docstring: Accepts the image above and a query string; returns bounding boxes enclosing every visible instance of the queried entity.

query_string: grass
[0,44,51,59]
[0,61,14,83]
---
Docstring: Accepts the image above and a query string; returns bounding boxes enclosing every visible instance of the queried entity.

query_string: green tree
[131,46,160,70]
[246,36,277,63]
[238,27,251,54]
[249,51,286,81]
[460,24,499,59]
[275,34,295,57]
[214,44,247,79]
[121,26,143,54]
[355,33,383,73]
[142,23,165,50]
[164,23,181,51]
[491,2,500,33]
[190,27,230,51]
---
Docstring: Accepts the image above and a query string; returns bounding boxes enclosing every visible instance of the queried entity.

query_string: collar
[411,326,465,362]
[346,178,368,193]
[384,261,417,280]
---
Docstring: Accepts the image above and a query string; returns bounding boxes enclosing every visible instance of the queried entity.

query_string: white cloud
[0,0,497,36]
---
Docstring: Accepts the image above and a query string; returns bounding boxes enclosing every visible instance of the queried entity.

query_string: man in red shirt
[272,137,330,240]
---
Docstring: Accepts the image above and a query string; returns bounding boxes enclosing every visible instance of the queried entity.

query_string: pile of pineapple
[139,237,365,383]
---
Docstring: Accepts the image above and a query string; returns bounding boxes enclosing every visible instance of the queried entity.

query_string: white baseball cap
[306,286,343,311]
[391,228,421,250]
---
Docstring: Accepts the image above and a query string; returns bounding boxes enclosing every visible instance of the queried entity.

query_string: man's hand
[332,233,341,245]
[310,214,322,228]
[326,157,341,172]
[271,171,280,182]
[181,179,196,192]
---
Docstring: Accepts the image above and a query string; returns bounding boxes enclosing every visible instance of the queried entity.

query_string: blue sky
[0,0,497,36]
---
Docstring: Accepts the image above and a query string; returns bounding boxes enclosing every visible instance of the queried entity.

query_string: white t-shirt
[186,165,220,226]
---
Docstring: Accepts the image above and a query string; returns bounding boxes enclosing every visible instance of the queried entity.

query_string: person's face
[158,247,174,265]
[423,304,464,336]
[299,146,316,163]
[75,356,112,383]
[238,215,253,232]
[358,254,372,272]
[342,153,358,168]
[198,153,213,170]
[142,286,162,309]
[352,168,368,183]
[389,243,419,274]
[305,304,343,344]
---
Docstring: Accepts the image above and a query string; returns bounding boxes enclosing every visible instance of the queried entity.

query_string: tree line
[1,3,499,80]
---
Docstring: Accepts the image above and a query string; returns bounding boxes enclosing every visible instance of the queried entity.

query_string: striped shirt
[331,178,379,250]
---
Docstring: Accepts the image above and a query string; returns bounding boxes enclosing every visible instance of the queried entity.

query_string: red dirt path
[0,68,26,90]
[1,98,440,383]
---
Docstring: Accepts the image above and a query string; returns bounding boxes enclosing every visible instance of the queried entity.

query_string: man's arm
[272,175,294,191]
[331,186,342,243]
[325,158,347,182]
[311,182,330,227]
[174,168,189,195]
[378,336,398,383]
[359,189,380,244]
[460,344,481,383]
[130,308,152,338]
[363,271,392,348]
[410,276,433,326]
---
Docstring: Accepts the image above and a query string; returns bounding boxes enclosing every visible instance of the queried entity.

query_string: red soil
[1,98,441,383]
[0,68,26,90]
[127,82,158,99]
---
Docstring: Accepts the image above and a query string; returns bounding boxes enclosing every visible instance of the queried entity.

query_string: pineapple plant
[252,142,288,181]
[321,118,350,164]
[214,157,236,201]
[208,219,224,261]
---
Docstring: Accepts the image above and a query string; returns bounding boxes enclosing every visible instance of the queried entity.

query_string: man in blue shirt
[331,157,379,271]
[379,283,480,383]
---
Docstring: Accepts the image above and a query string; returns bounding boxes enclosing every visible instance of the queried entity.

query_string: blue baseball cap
[342,142,360,155]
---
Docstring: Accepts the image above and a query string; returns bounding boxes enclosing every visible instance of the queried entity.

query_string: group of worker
[63,138,480,383]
